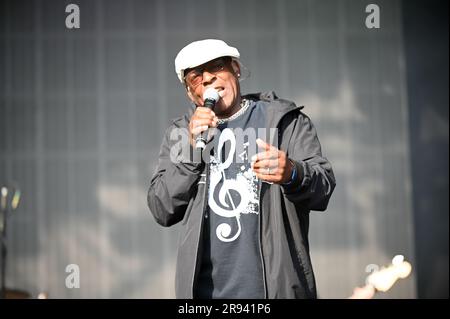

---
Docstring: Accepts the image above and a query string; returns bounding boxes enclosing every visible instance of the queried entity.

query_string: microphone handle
[195,99,216,150]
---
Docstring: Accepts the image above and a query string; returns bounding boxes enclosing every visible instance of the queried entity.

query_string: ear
[231,60,241,77]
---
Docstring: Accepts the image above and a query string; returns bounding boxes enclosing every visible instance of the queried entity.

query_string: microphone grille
[203,88,220,102]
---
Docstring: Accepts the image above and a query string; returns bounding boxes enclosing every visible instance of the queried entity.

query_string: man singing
[147,39,336,299]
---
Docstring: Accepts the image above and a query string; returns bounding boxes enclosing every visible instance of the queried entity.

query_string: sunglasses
[184,57,231,88]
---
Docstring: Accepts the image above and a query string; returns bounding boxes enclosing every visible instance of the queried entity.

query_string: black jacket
[148,92,336,298]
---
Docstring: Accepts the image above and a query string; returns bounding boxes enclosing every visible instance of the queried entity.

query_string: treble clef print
[209,128,251,242]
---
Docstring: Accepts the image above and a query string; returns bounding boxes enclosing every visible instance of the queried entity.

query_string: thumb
[256,138,270,150]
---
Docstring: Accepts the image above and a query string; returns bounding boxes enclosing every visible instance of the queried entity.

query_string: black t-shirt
[195,99,267,299]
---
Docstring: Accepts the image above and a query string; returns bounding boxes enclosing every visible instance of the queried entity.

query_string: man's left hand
[251,138,294,184]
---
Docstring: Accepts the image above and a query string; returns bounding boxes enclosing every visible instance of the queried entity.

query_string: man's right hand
[188,107,218,147]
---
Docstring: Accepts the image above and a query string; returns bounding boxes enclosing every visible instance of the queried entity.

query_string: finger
[256,138,277,152]
[251,158,280,170]
[195,107,216,117]
[194,112,217,120]
[253,168,279,178]
[192,118,217,129]
[191,125,210,136]
[254,172,277,183]
[251,150,279,162]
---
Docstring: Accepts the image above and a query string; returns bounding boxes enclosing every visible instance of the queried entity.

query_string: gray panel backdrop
[0,0,417,298]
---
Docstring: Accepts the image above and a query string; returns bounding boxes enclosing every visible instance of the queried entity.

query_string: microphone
[195,88,220,149]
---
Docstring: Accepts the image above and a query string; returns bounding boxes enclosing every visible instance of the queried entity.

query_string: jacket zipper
[189,105,300,298]
[191,163,210,298]
[259,106,301,299]
[258,182,268,298]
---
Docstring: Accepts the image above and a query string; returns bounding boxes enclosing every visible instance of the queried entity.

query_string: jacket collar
[243,91,303,129]
[174,91,303,128]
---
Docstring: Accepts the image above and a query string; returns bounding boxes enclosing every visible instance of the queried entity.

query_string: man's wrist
[282,159,297,185]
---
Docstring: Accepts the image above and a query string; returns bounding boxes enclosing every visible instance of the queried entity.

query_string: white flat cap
[174,39,240,83]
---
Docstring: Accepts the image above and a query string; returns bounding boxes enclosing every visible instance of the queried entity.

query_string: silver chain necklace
[217,98,250,124]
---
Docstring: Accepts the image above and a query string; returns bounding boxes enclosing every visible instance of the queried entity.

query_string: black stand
[0,206,7,299]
